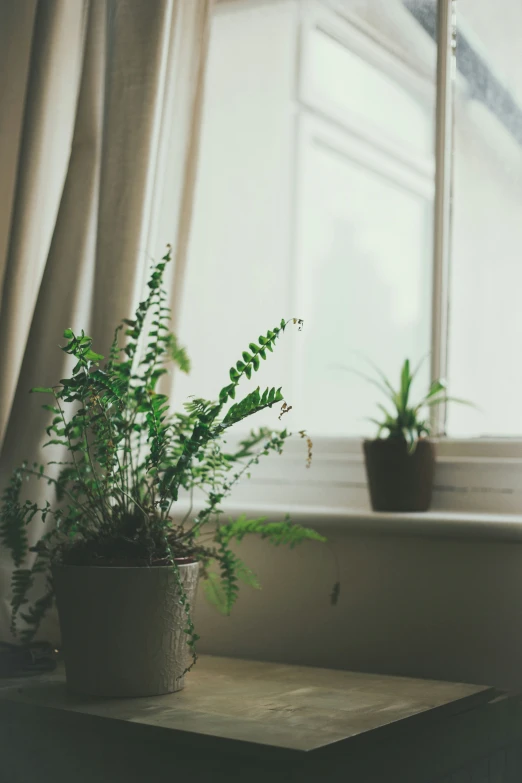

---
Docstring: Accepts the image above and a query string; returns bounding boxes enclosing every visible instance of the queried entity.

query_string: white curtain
[0,0,213,641]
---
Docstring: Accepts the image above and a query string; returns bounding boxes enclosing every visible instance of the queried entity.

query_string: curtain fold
[0,0,213,641]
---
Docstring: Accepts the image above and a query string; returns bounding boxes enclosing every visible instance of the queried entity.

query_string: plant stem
[22,468,99,527]
[53,393,103,524]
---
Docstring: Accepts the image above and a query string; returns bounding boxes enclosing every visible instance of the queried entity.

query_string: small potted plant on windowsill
[0,248,328,699]
[361,359,469,512]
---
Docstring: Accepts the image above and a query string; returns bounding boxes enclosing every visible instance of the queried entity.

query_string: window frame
[202,0,522,516]
[303,0,522,459]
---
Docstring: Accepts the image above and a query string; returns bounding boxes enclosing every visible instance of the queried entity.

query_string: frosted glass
[177,0,437,439]
[308,28,432,155]
[295,139,433,437]
[447,0,522,436]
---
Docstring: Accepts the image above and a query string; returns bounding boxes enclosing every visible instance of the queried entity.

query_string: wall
[195,522,522,692]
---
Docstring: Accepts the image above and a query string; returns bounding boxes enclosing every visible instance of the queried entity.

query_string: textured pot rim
[51,562,200,571]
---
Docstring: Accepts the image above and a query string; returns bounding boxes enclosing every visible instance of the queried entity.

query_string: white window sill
[175,501,522,543]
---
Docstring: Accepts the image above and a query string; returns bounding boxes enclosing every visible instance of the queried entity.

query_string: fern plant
[0,247,326,669]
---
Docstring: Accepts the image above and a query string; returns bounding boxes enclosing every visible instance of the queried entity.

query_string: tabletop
[0,653,498,754]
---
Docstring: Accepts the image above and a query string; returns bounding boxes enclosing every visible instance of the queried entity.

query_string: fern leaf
[165,333,191,374]
[19,582,54,644]
[10,568,33,636]
[0,468,29,567]
[234,557,261,589]
[221,386,283,428]
[202,572,229,614]
[219,514,326,547]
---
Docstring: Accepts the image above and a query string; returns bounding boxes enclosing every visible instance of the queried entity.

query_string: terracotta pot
[363,438,435,512]
[52,562,199,698]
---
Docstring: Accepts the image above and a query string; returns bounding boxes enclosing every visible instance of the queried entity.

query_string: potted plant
[0,248,327,698]
[361,358,468,512]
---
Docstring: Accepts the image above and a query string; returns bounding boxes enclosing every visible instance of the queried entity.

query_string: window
[447,0,522,437]
[172,0,522,514]
[294,0,436,436]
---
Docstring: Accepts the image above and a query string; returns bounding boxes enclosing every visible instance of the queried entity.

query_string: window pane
[447,0,522,436]
[295,121,434,436]
[175,0,437,437]
[295,0,437,436]
[173,0,298,429]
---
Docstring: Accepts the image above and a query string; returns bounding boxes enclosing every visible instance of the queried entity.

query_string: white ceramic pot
[53,561,199,698]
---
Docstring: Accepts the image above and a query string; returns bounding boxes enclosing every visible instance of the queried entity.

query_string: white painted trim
[298,114,435,199]
[196,433,522,515]
[320,0,435,82]
[298,0,435,177]
[430,0,455,435]
[434,438,522,460]
[173,499,522,542]
[309,435,522,460]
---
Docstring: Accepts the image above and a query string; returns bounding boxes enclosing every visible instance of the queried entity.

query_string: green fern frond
[221,387,283,428]
[203,538,245,615]
[233,556,260,589]
[202,572,229,614]
[19,581,54,644]
[165,333,190,374]
[202,554,260,616]
[203,515,322,616]
[10,568,33,636]
[218,319,296,406]
[219,514,326,548]
[0,467,29,568]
